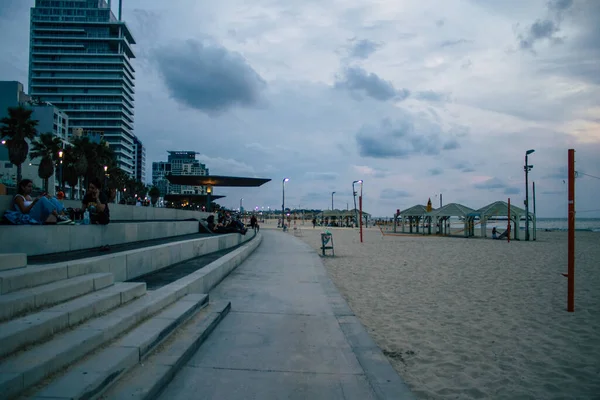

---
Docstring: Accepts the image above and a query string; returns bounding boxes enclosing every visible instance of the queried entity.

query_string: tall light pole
[103,165,108,191]
[240,198,243,213]
[331,191,336,210]
[282,177,289,228]
[352,180,362,228]
[359,180,364,242]
[58,150,64,191]
[524,149,535,241]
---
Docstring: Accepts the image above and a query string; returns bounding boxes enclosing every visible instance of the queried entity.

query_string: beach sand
[292,225,600,399]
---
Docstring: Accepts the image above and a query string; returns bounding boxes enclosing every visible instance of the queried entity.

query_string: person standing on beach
[492,227,498,239]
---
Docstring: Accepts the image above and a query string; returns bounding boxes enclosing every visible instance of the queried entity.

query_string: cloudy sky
[1,0,599,217]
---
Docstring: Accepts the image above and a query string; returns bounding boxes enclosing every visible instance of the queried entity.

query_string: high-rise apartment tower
[28,0,137,175]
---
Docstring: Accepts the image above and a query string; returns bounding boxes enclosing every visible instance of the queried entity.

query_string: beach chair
[321,233,334,256]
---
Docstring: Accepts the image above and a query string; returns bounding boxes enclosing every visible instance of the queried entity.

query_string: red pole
[359,195,363,243]
[507,198,511,243]
[567,149,575,312]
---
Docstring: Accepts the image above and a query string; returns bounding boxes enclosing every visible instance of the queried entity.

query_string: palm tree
[0,106,39,183]
[149,186,160,206]
[63,142,88,199]
[30,133,62,192]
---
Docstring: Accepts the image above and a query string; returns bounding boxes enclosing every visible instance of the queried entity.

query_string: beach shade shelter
[398,204,432,233]
[427,203,475,237]
[474,201,530,240]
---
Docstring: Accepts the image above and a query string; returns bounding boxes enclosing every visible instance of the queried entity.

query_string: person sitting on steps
[13,179,72,224]
[82,178,110,225]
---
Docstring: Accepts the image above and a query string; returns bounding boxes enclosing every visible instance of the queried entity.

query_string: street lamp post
[103,165,108,191]
[524,149,535,241]
[352,180,362,228]
[58,150,63,192]
[240,198,243,213]
[359,180,364,242]
[282,178,289,229]
[331,191,336,211]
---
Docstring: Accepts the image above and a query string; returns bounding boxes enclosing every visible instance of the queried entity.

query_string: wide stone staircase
[0,254,231,400]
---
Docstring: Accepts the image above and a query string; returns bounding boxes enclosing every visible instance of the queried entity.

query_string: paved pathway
[158,230,414,399]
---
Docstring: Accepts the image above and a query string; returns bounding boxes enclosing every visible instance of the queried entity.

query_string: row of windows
[32,87,134,101]
[32,63,125,71]
[41,95,133,105]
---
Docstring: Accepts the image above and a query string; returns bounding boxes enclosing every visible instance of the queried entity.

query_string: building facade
[28,0,137,175]
[133,135,145,183]
[152,151,208,197]
[0,81,70,191]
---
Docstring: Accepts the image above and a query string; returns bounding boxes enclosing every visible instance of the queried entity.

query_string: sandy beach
[281,223,600,399]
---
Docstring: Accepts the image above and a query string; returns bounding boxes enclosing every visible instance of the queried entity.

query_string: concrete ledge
[0,232,260,399]
[0,273,114,322]
[0,220,200,256]
[1,195,213,222]
[103,301,231,400]
[0,232,255,296]
[161,232,262,296]
[0,284,187,399]
[31,294,209,400]
[0,254,27,272]
[0,282,146,359]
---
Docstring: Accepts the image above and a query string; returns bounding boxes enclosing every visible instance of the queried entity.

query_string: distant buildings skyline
[152,151,209,197]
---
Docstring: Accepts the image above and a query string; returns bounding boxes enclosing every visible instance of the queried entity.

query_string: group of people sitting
[6,178,110,225]
[205,212,248,235]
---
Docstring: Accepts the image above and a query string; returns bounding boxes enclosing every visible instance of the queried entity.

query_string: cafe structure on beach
[165,174,271,211]
[394,200,534,240]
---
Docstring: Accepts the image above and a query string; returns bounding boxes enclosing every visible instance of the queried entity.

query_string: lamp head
[526,149,535,155]
[283,177,290,182]
[207,186,212,194]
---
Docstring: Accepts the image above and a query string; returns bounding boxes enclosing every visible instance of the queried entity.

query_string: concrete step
[0,273,114,322]
[0,284,185,399]
[0,282,146,359]
[0,254,27,272]
[0,264,69,295]
[29,294,209,400]
[102,301,231,400]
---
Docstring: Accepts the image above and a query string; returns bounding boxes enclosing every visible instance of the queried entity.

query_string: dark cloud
[429,168,443,176]
[334,67,410,102]
[517,0,574,50]
[348,39,381,60]
[355,117,462,159]
[304,172,339,181]
[380,189,412,199]
[443,139,460,150]
[453,163,475,173]
[504,187,521,195]
[474,178,506,189]
[414,90,449,102]
[154,39,266,114]
[543,166,568,179]
[440,39,471,48]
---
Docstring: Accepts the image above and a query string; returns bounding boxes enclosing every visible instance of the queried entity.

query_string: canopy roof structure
[398,204,431,217]
[166,174,271,187]
[319,209,371,218]
[164,194,225,203]
[473,201,527,218]
[428,203,474,218]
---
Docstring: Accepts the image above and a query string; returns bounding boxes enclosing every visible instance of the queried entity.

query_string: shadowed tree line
[1,105,159,202]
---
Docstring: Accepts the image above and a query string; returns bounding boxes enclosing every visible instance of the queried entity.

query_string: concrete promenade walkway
[158,230,414,399]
